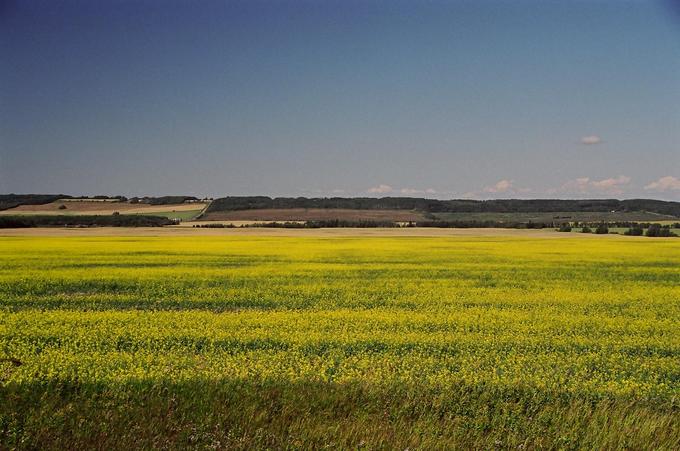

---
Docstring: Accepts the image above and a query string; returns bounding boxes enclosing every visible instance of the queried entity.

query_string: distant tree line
[194,219,679,234]
[0,215,175,228]
[0,194,71,211]
[206,196,680,217]
[245,220,400,228]
[129,196,200,205]
[618,224,676,237]
[571,221,680,228]
[89,195,129,201]
[193,223,237,228]
[199,220,555,229]
[557,222,677,237]
[642,224,677,237]
[413,220,552,229]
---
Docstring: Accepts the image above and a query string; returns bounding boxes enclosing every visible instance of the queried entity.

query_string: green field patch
[132,209,203,220]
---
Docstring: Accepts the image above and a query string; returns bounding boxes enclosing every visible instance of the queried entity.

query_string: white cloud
[366,185,438,196]
[591,175,631,194]
[581,135,602,145]
[644,176,680,192]
[483,179,514,193]
[557,175,631,195]
[400,188,419,195]
[460,180,532,198]
[367,184,393,194]
[560,177,592,194]
[400,187,437,195]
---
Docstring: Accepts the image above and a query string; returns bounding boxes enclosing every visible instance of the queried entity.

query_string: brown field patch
[201,208,425,222]
[0,201,208,216]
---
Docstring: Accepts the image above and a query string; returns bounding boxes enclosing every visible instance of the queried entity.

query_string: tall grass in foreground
[1,235,679,448]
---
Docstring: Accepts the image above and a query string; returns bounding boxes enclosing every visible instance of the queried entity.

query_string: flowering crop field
[1,234,679,449]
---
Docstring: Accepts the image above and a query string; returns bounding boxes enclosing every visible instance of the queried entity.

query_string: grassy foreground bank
[3,380,678,449]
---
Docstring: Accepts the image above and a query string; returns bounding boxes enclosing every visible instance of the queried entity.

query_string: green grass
[1,235,679,449]
[133,209,203,220]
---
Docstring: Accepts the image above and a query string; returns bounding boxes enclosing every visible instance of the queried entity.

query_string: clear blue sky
[1,0,679,199]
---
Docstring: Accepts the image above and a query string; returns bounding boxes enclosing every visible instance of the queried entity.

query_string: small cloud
[557,175,630,195]
[463,180,531,198]
[484,179,514,193]
[400,188,420,195]
[367,184,393,194]
[581,135,603,145]
[591,175,631,194]
[400,187,438,195]
[560,177,592,194]
[644,176,680,192]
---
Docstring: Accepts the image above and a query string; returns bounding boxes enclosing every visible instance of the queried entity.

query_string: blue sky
[1,0,679,199]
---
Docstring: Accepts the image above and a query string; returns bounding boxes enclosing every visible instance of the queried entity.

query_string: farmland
[199,207,425,222]
[1,232,679,449]
[0,200,207,218]
[198,197,680,225]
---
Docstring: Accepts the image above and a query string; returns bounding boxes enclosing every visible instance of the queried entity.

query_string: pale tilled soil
[0,201,208,216]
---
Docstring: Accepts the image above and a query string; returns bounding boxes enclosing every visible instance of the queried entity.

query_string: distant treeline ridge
[206,197,680,217]
[194,220,549,229]
[4,194,680,217]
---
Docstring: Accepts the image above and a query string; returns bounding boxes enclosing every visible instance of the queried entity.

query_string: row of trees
[558,223,677,237]
[0,215,176,228]
[570,221,680,228]
[206,196,680,216]
[129,196,202,205]
[558,224,609,234]
[196,220,678,235]
[0,194,67,211]
[639,224,678,237]
[200,220,559,229]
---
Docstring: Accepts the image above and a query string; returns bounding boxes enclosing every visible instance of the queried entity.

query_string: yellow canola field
[1,235,678,398]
